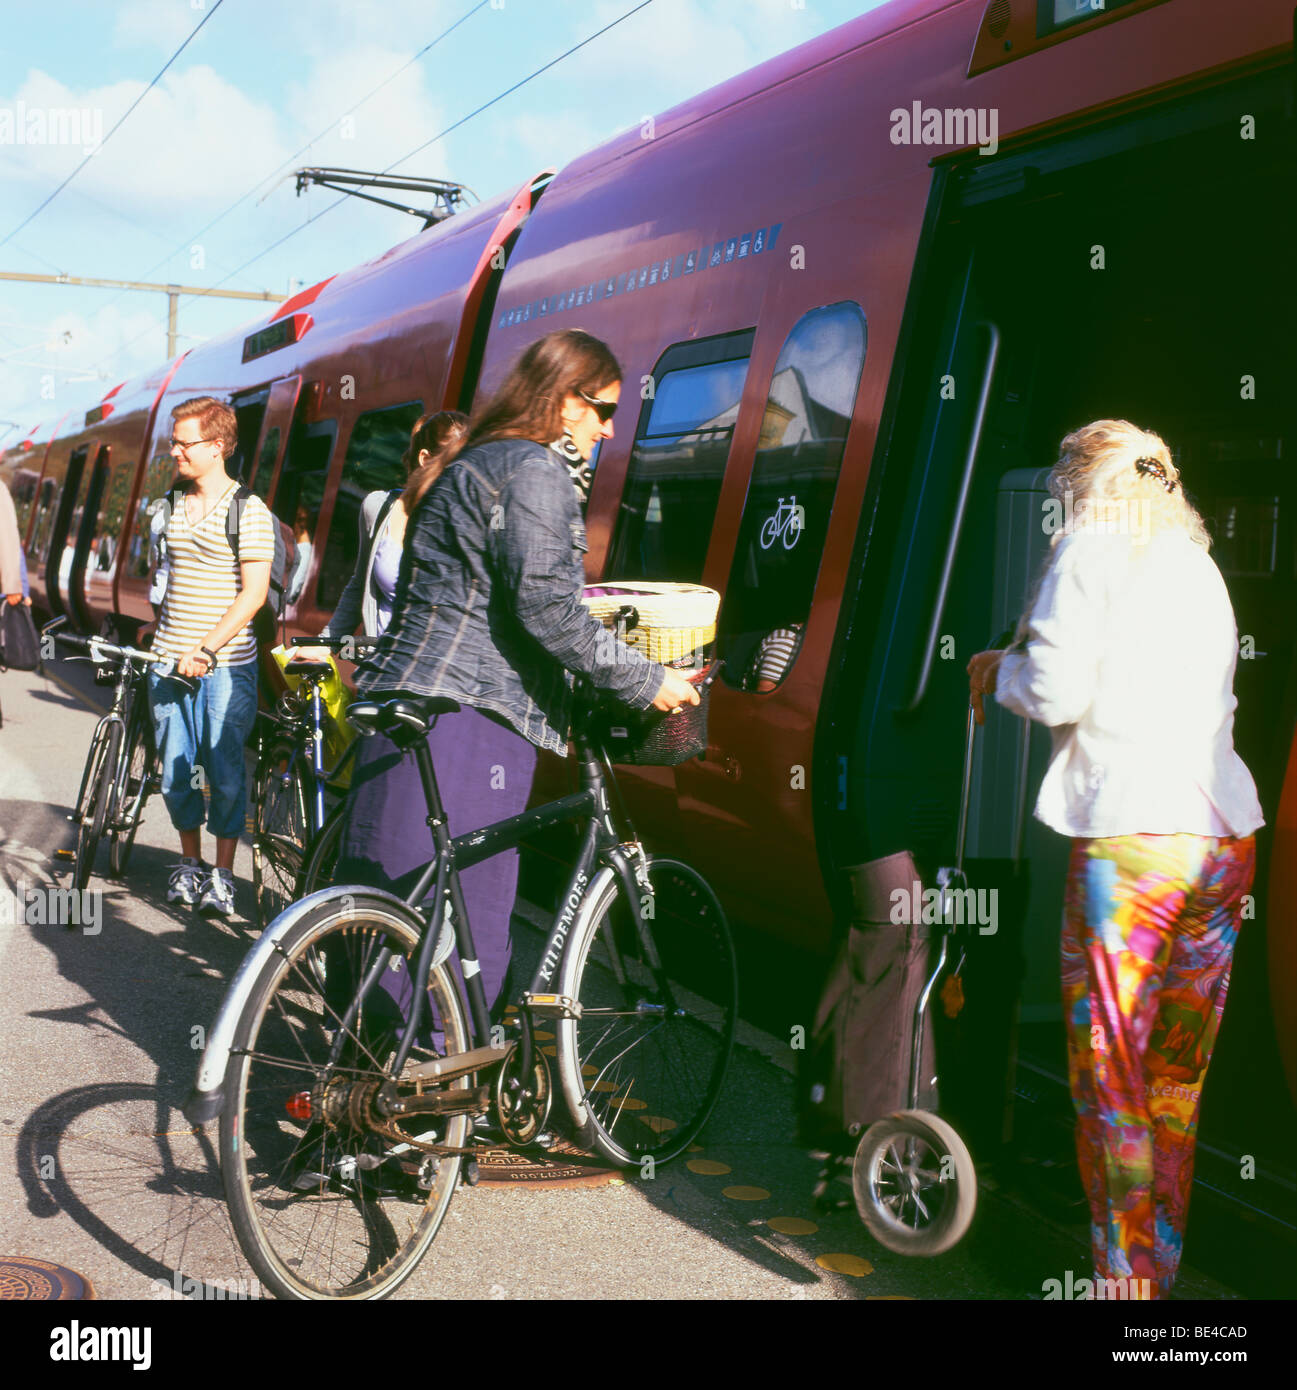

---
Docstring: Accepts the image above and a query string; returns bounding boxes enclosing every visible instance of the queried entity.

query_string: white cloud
[111,0,208,52]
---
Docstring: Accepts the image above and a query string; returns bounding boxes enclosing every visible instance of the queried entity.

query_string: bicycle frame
[326,718,666,1091]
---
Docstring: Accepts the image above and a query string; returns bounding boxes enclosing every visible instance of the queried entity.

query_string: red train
[4,0,1294,1202]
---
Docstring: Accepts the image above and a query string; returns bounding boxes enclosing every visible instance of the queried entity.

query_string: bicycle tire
[220,893,471,1299]
[72,720,121,892]
[298,798,348,897]
[252,736,315,930]
[108,695,153,877]
[556,856,736,1166]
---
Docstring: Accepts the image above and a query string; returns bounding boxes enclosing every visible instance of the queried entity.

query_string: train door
[66,445,112,630]
[244,376,300,504]
[43,445,91,621]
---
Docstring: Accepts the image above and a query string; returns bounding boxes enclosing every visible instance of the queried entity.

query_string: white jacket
[995,529,1263,839]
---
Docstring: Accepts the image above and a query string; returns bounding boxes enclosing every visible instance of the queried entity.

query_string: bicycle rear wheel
[220,894,471,1299]
[72,720,120,891]
[252,737,314,929]
[556,856,736,1166]
[109,696,153,877]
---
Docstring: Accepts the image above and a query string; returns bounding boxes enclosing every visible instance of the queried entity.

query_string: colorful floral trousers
[1061,832,1255,1298]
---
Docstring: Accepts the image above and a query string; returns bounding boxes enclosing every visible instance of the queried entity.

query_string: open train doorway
[827,62,1295,1243]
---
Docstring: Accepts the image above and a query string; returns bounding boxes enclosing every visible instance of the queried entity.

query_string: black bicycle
[250,636,375,929]
[44,616,185,888]
[204,666,736,1299]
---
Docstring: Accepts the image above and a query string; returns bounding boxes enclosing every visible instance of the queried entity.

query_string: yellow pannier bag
[270,646,357,789]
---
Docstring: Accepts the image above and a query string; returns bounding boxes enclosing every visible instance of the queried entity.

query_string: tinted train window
[30,478,58,564]
[315,402,422,614]
[250,426,280,501]
[720,302,867,690]
[128,448,178,580]
[271,420,337,606]
[608,330,754,583]
[91,451,135,577]
[11,471,38,535]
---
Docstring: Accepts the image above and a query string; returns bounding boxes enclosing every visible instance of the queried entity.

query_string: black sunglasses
[578,389,618,423]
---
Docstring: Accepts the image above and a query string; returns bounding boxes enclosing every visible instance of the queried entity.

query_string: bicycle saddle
[348,695,460,747]
[286,660,333,679]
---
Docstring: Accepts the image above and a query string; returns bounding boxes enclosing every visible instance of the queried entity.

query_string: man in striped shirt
[148,397,275,918]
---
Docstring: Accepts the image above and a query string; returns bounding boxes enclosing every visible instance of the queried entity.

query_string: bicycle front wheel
[72,720,121,891]
[556,856,736,1166]
[109,696,152,877]
[252,738,315,929]
[220,893,471,1299]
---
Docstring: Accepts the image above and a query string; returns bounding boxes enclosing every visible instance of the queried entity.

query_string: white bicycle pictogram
[759,496,804,550]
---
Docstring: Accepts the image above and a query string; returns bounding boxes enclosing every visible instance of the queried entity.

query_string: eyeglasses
[578,390,618,424]
[169,436,217,454]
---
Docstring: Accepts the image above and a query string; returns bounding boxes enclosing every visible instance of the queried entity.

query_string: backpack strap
[225,483,253,561]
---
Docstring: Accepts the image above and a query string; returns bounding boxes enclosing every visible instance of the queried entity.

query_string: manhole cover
[475,1139,623,1189]
[0,1257,96,1300]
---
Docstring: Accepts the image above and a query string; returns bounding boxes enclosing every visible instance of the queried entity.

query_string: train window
[232,394,268,481]
[10,472,38,535]
[315,402,422,614]
[30,478,58,564]
[250,426,280,501]
[719,302,867,690]
[608,329,754,583]
[271,420,337,606]
[127,448,178,580]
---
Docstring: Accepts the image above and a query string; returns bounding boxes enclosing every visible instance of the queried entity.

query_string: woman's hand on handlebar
[651,667,702,713]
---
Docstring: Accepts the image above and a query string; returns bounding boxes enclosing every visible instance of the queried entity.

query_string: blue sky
[0,0,892,438]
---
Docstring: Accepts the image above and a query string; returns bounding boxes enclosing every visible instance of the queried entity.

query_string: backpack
[150,484,297,644]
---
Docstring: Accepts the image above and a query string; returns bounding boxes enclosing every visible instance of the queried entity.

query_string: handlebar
[288,635,378,659]
[41,616,199,688]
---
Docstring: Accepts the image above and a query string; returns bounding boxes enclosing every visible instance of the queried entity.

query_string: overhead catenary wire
[0,0,228,250]
[88,0,658,378]
[81,0,493,332]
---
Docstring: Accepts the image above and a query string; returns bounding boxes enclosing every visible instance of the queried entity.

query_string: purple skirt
[335,703,539,1048]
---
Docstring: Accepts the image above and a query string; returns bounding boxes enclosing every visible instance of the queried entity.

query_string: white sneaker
[166,858,206,906]
[198,867,237,918]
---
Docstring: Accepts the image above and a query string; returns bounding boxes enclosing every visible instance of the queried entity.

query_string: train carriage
[4,0,1294,1231]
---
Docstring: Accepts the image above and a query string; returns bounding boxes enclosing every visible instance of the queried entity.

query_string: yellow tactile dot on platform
[640,1115,677,1133]
[504,1006,518,1014]
[533,1030,554,1041]
[610,1096,646,1111]
[686,1158,731,1175]
[768,1216,818,1236]
[591,1080,619,1093]
[722,1185,770,1202]
[541,1045,557,1056]
[816,1253,873,1277]
[582,1064,598,1077]
[687,1143,704,1153]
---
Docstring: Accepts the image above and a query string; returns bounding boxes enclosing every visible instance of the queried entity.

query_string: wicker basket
[581,581,719,669]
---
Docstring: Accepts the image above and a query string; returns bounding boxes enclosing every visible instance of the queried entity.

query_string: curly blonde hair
[1011,420,1211,646]
[1045,418,1210,549]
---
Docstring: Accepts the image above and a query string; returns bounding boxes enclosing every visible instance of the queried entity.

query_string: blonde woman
[967,420,1262,1299]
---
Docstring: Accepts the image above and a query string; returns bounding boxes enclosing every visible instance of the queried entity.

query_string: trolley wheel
[851,1110,976,1256]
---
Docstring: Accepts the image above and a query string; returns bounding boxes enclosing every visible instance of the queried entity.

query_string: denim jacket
[355,437,664,754]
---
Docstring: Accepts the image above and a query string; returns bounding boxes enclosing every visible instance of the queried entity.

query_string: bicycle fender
[181,887,442,1126]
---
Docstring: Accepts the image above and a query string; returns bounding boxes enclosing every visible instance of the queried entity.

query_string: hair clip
[1135,456,1176,493]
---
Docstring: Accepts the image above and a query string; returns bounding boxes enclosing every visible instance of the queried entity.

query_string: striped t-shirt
[153,482,276,666]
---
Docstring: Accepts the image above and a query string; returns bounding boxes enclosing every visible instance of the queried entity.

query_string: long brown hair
[402,329,621,514]
[399,409,468,512]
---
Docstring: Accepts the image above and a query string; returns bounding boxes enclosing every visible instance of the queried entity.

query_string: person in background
[743,619,805,692]
[1,478,28,610]
[966,419,1262,1299]
[148,397,276,918]
[292,410,468,657]
[336,330,699,1035]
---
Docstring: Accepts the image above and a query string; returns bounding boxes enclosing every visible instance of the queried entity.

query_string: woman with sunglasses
[334,329,699,1039]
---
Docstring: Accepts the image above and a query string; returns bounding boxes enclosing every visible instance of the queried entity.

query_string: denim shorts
[147,660,258,840]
